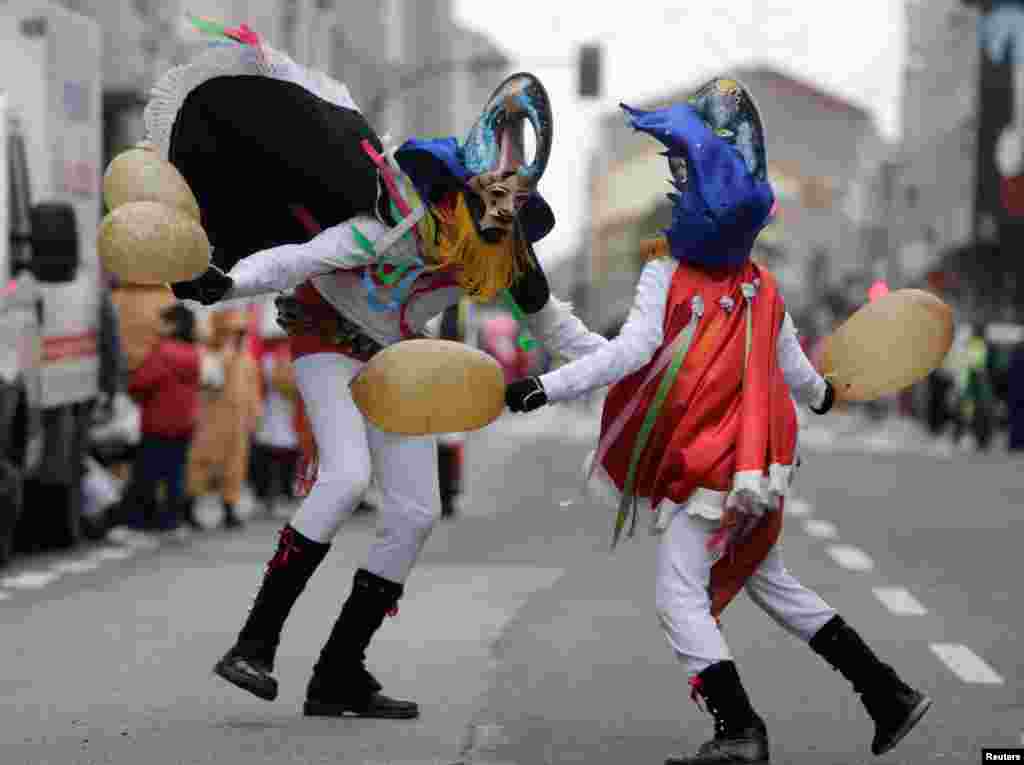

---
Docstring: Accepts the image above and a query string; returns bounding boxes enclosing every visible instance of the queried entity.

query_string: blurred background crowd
[2,0,1024,568]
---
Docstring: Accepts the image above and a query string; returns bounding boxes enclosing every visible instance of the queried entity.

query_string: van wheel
[30,202,79,283]
[0,460,24,568]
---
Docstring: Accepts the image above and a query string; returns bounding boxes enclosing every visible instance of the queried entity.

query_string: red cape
[598,260,798,616]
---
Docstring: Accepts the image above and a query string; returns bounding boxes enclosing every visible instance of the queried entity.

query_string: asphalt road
[2,405,1021,765]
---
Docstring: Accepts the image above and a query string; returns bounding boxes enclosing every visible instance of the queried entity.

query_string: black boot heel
[810,615,933,756]
[304,569,420,720]
[214,526,329,701]
[214,649,279,701]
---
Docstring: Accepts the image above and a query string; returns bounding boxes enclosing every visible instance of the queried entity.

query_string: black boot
[809,615,932,756]
[181,497,203,530]
[666,661,770,764]
[303,568,419,719]
[213,526,329,701]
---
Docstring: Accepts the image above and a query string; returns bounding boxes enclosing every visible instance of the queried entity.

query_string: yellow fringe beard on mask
[423,191,528,303]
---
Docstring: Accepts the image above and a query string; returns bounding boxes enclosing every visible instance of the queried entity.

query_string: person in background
[186,308,263,530]
[121,302,208,536]
[251,304,302,518]
[953,323,995,451]
[1008,338,1024,451]
[96,280,126,421]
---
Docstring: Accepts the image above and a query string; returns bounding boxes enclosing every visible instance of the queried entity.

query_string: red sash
[598,261,798,616]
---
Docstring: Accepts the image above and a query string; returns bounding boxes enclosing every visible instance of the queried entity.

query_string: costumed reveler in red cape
[154,15,608,720]
[505,78,932,764]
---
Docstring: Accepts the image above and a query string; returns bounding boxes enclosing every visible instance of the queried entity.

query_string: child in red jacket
[122,304,209,533]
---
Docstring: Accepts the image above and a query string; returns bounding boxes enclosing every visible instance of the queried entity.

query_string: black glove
[506,377,548,413]
[171,265,233,305]
[810,379,835,415]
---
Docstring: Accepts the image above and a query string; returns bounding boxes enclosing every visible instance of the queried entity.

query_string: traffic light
[578,43,602,98]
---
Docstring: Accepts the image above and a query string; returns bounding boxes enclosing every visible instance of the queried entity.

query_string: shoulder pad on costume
[508,242,550,314]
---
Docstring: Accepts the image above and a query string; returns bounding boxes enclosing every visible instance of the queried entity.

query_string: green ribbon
[612,296,704,549]
[352,226,377,260]
[500,290,538,351]
[187,14,229,38]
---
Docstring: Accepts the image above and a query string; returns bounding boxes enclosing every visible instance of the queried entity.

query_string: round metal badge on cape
[350,340,506,435]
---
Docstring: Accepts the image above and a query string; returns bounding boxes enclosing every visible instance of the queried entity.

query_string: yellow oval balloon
[821,289,954,402]
[98,201,211,285]
[103,148,201,221]
[350,339,506,435]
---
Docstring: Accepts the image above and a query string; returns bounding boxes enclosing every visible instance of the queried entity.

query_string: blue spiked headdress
[623,78,775,269]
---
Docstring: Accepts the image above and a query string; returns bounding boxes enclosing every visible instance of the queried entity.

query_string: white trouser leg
[289,353,372,543]
[655,512,731,678]
[744,541,836,642]
[363,424,441,584]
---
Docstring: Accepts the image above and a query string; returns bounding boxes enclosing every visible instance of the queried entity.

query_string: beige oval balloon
[350,339,507,435]
[821,289,954,402]
[98,201,211,284]
[103,148,201,221]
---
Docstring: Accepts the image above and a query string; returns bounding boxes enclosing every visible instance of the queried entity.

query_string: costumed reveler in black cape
[154,16,608,719]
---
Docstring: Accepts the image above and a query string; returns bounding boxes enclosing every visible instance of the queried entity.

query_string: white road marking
[929,643,1004,685]
[786,498,813,517]
[826,544,875,572]
[52,559,102,575]
[0,591,10,600]
[803,519,838,539]
[0,571,61,589]
[872,586,928,615]
[123,536,160,551]
[106,528,160,549]
[91,547,135,562]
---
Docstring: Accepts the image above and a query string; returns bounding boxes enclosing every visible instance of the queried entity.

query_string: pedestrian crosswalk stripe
[825,544,874,572]
[929,643,1004,684]
[0,571,61,589]
[91,547,135,561]
[786,498,813,517]
[803,519,838,539]
[52,559,102,575]
[872,586,928,615]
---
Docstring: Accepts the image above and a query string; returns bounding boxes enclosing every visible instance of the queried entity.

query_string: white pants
[289,353,441,584]
[655,511,836,678]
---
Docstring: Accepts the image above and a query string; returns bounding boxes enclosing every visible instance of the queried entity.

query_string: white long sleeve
[225,216,399,299]
[539,258,674,403]
[524,296,608,364]
[777,313,827,408]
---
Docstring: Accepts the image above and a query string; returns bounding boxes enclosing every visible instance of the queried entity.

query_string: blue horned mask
[460,72,553,184]
[394,72,555,244]
[622,78,775,269]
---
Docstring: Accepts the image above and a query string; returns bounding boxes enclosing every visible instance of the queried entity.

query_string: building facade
[56,1,499,174]
[888,1,978,302]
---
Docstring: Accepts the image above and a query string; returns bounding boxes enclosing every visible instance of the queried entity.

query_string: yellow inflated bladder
[350,339,507,435]
[98,201,211,284]
[102,147,201,221]
[820,289,954,402]
[98,147,209,284]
